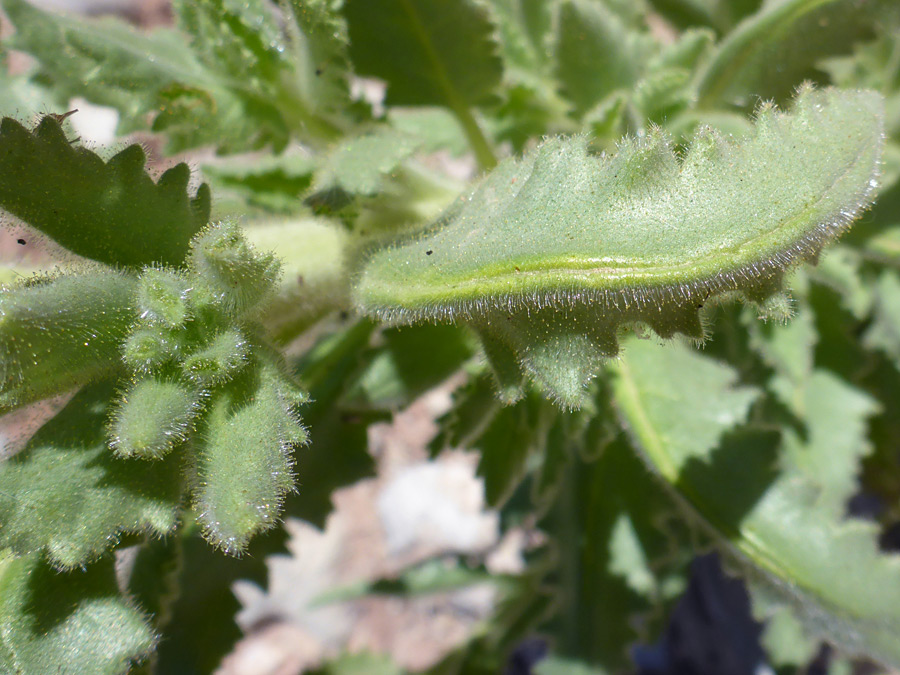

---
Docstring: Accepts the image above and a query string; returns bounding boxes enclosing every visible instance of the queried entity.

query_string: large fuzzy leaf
[0,116,209,268]
[354,87,884,407]
[611,338,900,668]
[0,552,156,674]
[0,381,182,570]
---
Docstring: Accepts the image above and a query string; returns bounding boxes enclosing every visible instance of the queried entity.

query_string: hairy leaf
[193,358,306,554]
[0,552,155,674]
[0,269,136,412]
[612,338,900,668]
[0,381,182,569]
[108,378,200,459]
[188,221,282,317]
[0,115,210,268]
[355,87,884,407]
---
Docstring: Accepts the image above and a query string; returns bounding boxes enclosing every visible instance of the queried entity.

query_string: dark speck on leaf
[426,250,433,255]
[16,239,26,245]
[315,68,323,76]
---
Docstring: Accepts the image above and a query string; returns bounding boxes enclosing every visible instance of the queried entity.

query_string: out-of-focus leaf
[343,0,503,109]
[203,153,316,213]
[821,28,900,137]
[343,323,475,410]
[534,657,608,675]
[154,528,286,675]
[387,108,470,155]
[864,269,900,371]
[0,551,156,674]
[646,0,762,33]
[0,381,182,569]
[476,392,553,508]
[313,557,495,606]
[244,218,350,343]
[756,600,820,667]
[541,436,687,670]
[287,321,380,527]
[314,128,420,197]
[2,0,202,133]
[3,0,350,153]
[0,116,209,268]
[696,0,884,108]
[613,338,900,668]
[746,301,817,387]
[282,0,353,121]
[553,0,653,115]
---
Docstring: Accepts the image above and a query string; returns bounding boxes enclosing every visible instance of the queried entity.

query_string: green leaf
[188,221,282,318]
[0,115,210,268]
[0,269,137,412]
[314,128,420,197]
[0,381,182,569]
[108,377,201,459]
[475,392,553,508]
[281,0,353,120]
[243,218,350,343]
[612,338,900,669]
[864,269,900,371]
[154,529,286,674]
[552,0,653,115]
[203,153,316,214]
[181,329,250,386]
[696,0,883,108]
[342,0,502,168]
[355,87,884,407]
[136,268,193,330]
[193,357,306,553]
[343,0,503,108]
[541,437,687,670]
[0,551,155,674]
[2,0,199,132]
[343,323,475,410]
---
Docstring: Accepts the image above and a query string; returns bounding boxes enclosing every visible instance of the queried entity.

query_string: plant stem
[451,102,498,171]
